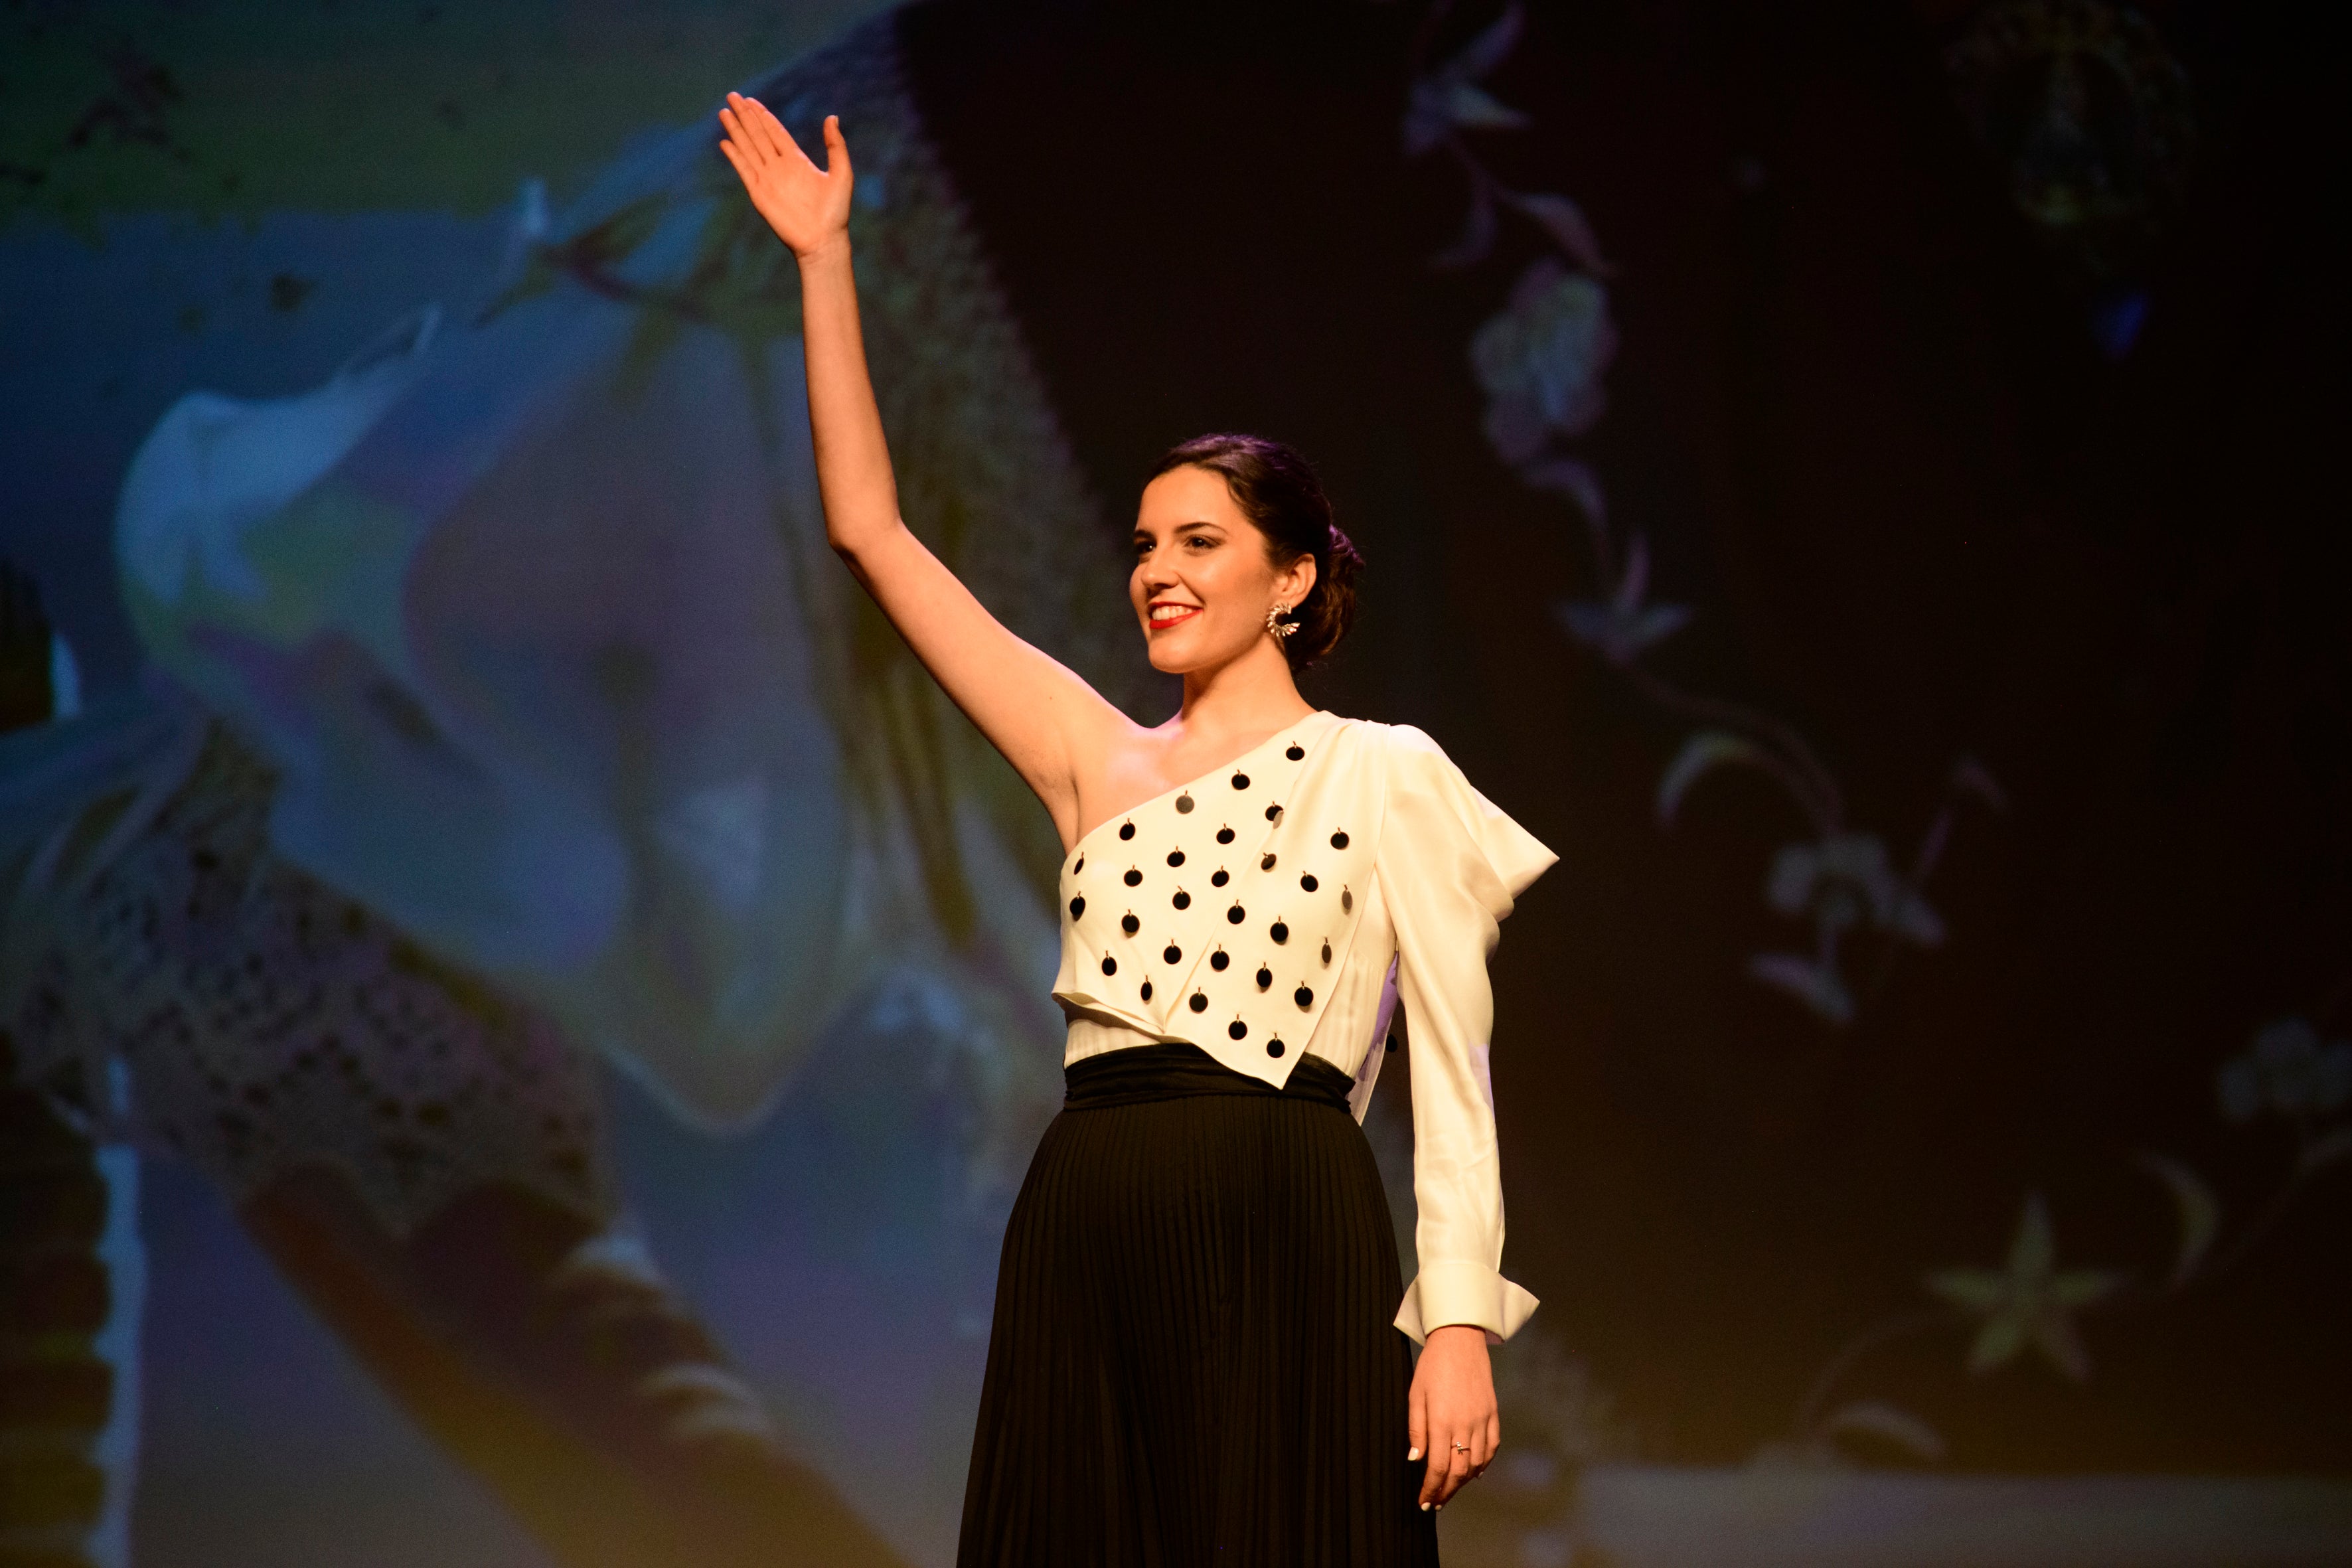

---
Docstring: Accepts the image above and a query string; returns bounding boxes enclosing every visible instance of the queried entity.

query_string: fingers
[720,94,852,191]
[719,96,761,168]
[1409,1381,1439,1508]
[1444,1430,1474,1505]
[1411,1410,1500,1509]
[1414,1399,1453,1510]
[747,95,801,164]
[718,121,764,187]
[717,135,749,188]
[822,112,852,179]
[720,92,793,167]
[1422,1426,1472,1509]
[1467,1410,1505,1486]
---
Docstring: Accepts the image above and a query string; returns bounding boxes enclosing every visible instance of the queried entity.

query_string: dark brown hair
[1147,433,1364,671]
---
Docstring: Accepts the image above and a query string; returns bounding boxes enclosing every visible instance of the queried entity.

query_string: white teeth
[1150,605,1196,623]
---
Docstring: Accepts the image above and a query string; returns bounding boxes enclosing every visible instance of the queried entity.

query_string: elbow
[827,520,880,566]
[826,527,891,593]
[827,513,907,572]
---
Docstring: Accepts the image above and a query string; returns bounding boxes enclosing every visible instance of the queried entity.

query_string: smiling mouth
[1148,604,1201,631]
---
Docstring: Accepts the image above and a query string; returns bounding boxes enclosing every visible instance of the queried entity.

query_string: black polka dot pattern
[1054,721,1377,1067]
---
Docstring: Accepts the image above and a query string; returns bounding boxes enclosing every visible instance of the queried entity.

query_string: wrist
[795,234,854,271]
[1425,1323,1489,1352]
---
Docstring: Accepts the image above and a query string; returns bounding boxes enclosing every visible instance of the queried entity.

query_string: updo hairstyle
[1147,433,1364,671]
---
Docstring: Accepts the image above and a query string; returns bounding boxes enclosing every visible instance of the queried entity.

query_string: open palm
[718,92,853,259]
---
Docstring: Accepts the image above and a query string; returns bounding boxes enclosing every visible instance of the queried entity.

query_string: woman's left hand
[1408,1322,1499,1510]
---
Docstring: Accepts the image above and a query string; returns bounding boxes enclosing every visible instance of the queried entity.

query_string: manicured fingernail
[1406,1447,1421,1461]
[1420,1502,1431,1512]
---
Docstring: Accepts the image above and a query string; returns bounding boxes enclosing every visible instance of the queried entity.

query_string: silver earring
[1265,603,1296,640]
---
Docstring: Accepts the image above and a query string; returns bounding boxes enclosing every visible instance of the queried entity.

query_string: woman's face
[1130,465,1316,676]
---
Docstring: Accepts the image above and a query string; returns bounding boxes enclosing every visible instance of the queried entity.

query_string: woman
[720,92,1552,1563]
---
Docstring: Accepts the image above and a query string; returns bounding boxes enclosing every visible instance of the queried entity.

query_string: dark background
[900,0,2351,1472]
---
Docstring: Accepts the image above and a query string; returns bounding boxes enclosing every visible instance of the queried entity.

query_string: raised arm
[718,93,1121,838]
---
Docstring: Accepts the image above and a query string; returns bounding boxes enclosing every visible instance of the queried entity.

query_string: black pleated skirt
[957,1042,1440,1567]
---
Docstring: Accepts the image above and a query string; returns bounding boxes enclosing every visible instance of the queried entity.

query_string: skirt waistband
[1063,1041,1355,1114]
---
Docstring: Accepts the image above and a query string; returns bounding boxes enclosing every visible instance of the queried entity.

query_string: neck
[1173,638,1316,742]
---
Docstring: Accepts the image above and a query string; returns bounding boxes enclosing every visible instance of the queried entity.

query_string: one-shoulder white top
[1052,711,1555,1344]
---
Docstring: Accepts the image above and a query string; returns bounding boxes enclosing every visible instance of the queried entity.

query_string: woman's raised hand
[718,92,852,260]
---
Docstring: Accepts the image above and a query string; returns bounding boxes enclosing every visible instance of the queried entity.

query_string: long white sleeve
[1377,724,1555,1344]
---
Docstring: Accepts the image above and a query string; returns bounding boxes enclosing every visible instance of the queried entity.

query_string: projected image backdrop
[2,3,2345,1565]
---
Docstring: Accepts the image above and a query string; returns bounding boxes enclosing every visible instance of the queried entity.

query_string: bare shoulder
[1064,706,1324,848]
[1058,706,1166,848]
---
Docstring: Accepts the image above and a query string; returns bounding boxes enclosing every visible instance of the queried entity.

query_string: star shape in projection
[1923,1194,2123,1382]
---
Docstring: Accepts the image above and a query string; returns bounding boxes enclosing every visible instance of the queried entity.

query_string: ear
[1277,552,1319,609]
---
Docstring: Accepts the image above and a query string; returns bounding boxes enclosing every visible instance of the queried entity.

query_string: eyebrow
[1133,520,1225,541]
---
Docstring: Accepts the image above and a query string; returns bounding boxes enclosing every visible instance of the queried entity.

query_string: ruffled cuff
[1393,1259,1540,1346]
